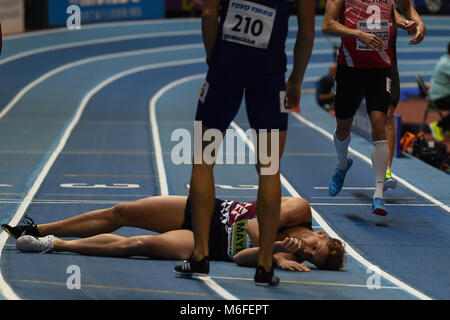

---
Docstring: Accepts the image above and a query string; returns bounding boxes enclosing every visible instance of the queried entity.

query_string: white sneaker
[16,235,55,253]
[384,177,398,191]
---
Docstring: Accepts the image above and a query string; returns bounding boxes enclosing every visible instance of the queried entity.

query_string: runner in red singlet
[322,0,423,216]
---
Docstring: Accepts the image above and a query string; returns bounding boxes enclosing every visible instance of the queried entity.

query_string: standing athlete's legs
[244,72,288,285]
[385,106,396,173]
[334,117,354,169]
[254,130,286,272]
[189,125,223,260]
[384,62,400,190]
[329,65,363,197]
[366,67,391,216]
[174,66,244,277]
[370,110,389,201]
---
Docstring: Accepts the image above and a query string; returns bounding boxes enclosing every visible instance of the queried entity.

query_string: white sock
[371,140,389,199]
[334,133,351,170]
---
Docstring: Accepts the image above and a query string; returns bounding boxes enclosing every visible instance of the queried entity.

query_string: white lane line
[0,50,439,301]
[2,17,446,65]
[149,75,205,196]
[210,276,402,289]
[149,74,238,301]
[0,30,201,66]
[228,119,433,300]
[310,47,445,55]
[1,30,441,69]
[0,58,204,300]
[302,70,433,83]
[314,187,375,190]
[312,196,419,200]
[287,36,450,45]
[294,25,450,32]
[309,203,438,207]
[291,112,450,215]
[0,200,121,205]
[3,18,201,40]
[5,16,448,41]
[0,37,437,120]
[0,43,203,120]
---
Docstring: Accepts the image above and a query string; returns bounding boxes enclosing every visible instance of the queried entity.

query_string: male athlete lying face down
[2,196,345,272]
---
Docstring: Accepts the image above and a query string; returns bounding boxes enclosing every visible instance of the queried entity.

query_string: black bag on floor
[412,136,449,169]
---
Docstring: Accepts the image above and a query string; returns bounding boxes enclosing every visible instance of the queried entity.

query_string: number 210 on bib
[222,0,277,49]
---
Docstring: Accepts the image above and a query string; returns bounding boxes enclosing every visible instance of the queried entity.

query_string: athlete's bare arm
[286,0,315,109]
[396,0,425,45]
[233,238,311,272]
[245,197,312,246]
[322,0,383,50]
[202,0,221,64]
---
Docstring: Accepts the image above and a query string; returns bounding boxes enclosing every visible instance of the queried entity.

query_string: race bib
[280,91,289,113]
[357,20,390,51]
[227,219,253,259]
[222,0,276,49]
[197,80,209,103]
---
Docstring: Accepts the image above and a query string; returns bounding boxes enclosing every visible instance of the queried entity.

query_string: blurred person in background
[315,63,337,113]
[428,42,450,142]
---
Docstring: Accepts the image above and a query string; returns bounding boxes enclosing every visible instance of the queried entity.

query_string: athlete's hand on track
[357,31,383,50]
[286,79,301,110]
[275,237,302,253]
[409,22,426,45]
[277,260,311,272]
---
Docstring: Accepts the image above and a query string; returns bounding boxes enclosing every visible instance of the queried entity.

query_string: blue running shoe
[383,177,397,191]
[329,158,353,197]
[372,198,388,216]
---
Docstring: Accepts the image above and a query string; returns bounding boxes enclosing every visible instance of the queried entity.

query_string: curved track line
[149,74,239,300]
[1,33,438,119]
[4,16,446,41]
[0,30,202,66]
[228,121,432,300]
[0,58,203,300]
[3,18,201,40]
[145,71,433,300]
[0,43,203,119]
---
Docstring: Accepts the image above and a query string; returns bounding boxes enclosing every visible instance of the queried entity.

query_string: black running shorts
[334,64,391,119]
[182,197,229,262]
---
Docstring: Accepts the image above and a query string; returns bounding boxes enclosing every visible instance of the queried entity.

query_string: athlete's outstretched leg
[29,196,187,238]
[51,230,194,259]
[370,110,389,216]
[329,117,354,197]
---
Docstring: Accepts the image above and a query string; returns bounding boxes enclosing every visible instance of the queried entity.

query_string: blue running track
[0,16,448,300]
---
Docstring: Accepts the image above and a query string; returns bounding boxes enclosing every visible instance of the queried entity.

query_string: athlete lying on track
[2,196,345,272]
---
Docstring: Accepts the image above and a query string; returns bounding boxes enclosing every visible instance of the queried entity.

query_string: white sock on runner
[372,140,389,199]
[334,133,351,170]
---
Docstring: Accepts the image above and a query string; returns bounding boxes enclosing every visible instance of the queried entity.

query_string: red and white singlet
[337,0,395,68]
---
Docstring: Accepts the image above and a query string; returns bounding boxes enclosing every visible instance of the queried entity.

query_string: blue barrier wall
[48,0,165,27]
